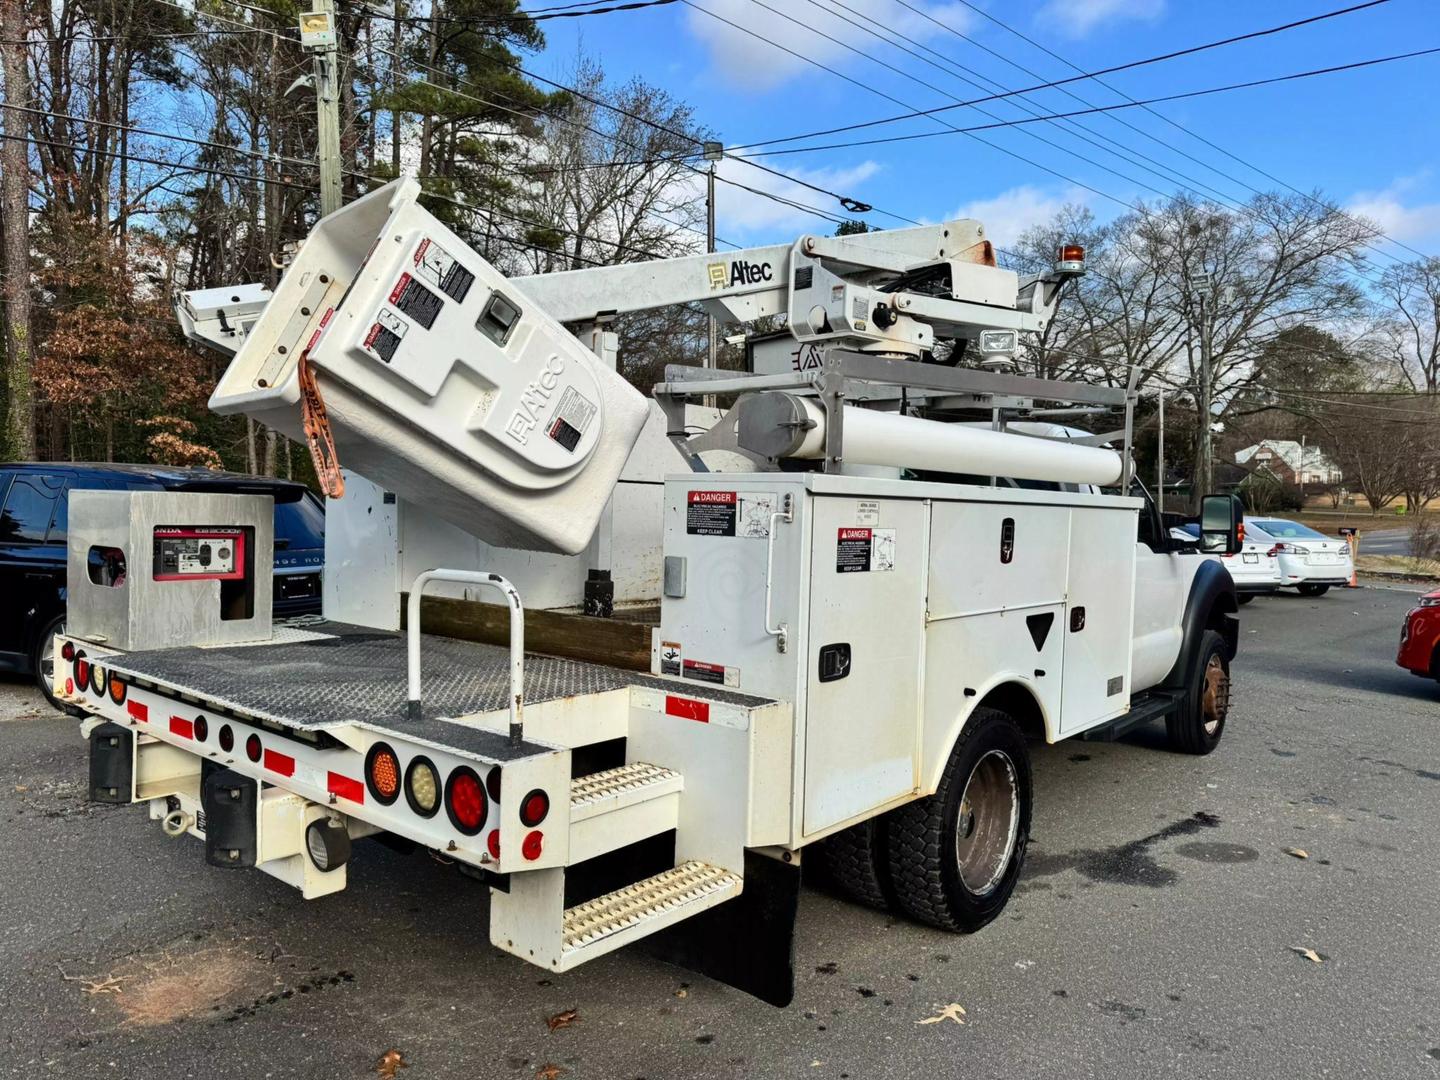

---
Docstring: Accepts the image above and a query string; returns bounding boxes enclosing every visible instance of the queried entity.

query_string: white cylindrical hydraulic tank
[738,393,1122,486]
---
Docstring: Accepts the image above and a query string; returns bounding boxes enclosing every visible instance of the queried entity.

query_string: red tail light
[1267,545,1283,556]
[522,830,544,861]
[61,641,75,661]
[487,830,501,860]
[193,714,209,742]
[445,767,487,835]
[520,789,550,828]
[219,724,234,752]
[246,734,262,762]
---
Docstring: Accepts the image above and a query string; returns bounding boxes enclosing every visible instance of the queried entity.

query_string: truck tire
[1236,593,1253,606]
[32,614,81,716]
[885,706,1031,933]
[812,818,894,911]
[1296,583,1329,597]
[1165,628,1230,755]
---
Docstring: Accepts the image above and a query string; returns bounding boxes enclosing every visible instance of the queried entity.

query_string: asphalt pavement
[3,584,1438,1079]
[1362,528,1413,557]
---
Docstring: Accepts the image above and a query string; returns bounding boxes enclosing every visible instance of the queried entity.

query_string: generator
[67,490,273,652]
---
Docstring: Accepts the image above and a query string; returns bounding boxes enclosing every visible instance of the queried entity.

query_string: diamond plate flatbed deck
[103,622,774,761]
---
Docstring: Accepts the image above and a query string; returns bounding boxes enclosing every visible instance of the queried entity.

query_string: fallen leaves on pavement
[916,1003,967,1026]
[375,1049,408,1078]
[1289,946,1323,963]
[1285,848,1309,860]
[546,1008,580,1031]
[536,1064,566,1080]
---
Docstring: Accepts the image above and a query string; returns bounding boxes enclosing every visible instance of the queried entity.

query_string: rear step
[567,762,683,863]
[559,860,742,968]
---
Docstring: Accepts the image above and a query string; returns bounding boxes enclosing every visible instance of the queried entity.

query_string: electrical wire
[0,129,313,189]
[940,0,1433,265]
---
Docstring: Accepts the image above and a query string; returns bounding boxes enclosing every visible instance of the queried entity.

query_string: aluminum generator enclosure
[654,473,1139,840]
[207,179,650,554]
[67,490,273,651]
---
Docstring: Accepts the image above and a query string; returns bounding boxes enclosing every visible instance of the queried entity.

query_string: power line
[729,48,1440,161]
[727,0,1397,153]
[0,28,269,44]
[0,130,313,190]
[385,0,678,24]
[940,0,1432,265]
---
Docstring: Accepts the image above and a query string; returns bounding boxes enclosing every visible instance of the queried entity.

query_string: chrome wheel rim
[1201,654,1229,737]
[954,749,1020,896]
[39,623,62,692]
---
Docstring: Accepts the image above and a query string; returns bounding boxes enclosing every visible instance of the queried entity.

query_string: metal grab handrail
[763,494,794,653]
[407,569,525,746]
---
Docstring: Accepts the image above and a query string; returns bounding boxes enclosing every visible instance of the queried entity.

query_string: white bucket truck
[63,179,1241,1005]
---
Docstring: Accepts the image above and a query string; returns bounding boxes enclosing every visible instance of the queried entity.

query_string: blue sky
[531,0,1440,257]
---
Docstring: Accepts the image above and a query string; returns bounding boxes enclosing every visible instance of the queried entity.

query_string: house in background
[1234,439,1343,485]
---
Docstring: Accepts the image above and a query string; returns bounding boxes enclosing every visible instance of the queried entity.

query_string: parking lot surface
[2,584,1437,1079]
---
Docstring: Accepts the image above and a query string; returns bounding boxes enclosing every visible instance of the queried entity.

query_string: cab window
[0,476,61,544]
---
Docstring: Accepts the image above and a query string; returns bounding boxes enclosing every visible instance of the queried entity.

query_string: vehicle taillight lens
[366,743,401,805]
[246,734,262,762]
[193,714,209,742]
[219,724,234,752]
[108,676,127,704]
[89,663,105,694]
[405,757,440,817]
[486,767,502,803]
[1237,522,1245,543]
[520,789,550,827]
[1267,545,1282,557]
[487,830,501,860]
[61,641,75,662]
[522,831,544,861]
[1419,596,1440,608]
[445,767,487,835]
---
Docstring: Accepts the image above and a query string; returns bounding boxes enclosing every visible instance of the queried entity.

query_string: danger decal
[682,658,740,688]
[836,527,896,573]
[413,237,476,303]
[363,308,408,363]
[684,490,776,537]
[388,272,443,330]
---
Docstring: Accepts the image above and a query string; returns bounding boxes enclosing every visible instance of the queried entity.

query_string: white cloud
[947,184,1088,248]
[707,158,884,238]
[683,0,976,91]
[1037,0,1164,38]
[1346,175,1440,247]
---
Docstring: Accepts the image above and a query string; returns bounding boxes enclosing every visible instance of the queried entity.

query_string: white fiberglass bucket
[209,178,648,554]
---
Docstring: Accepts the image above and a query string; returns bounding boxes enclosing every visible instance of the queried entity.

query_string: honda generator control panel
[153,527,248,581]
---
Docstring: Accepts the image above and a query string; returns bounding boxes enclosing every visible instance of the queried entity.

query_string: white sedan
[1169,523,1282,603]
[1243,518,1354,596]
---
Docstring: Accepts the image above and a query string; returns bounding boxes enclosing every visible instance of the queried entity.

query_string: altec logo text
[708,260,774,289]
[505,356,566,445]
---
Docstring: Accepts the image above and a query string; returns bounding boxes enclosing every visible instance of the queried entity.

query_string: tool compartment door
[1058,506,1137,735]
[802,496,928,837]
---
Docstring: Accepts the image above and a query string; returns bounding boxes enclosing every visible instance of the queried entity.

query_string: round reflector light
[74,653,89,688]
[245,734,262,763]
[486,767,502,803]
[404,756,440,818]
[61,640,75,662]
[366,742,401,805]
[108,676,127,705]
[194,714,209,742]
[520,789,550,828]
[219,724,234,753]
[487,829,501,860]
[522,830,544,861]
[445,766,487,835]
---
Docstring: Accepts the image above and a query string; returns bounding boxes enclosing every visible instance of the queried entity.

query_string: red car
[1397,588,1440,682]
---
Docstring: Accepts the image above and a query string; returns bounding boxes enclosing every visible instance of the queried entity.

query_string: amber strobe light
[405,757,440,817]
[365,743,401,805]
[445,766,487,835]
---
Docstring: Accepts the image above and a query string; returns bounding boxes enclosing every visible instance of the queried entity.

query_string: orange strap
[298,355,345,499]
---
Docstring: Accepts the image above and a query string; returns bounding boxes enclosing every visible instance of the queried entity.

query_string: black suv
[0,463,324,709]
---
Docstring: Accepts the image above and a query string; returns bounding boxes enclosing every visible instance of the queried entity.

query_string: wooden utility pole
[0,0,35,458]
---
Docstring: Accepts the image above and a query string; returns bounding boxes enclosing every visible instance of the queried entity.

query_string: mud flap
[641,850,801,1007]
[88,722,134,803]
[203,768,259,869]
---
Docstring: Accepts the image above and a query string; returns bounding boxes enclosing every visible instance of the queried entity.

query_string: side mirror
[1198,494,1244,555]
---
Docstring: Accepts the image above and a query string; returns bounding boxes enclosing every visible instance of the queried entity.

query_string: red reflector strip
[128,700,149,723]
[264,748,296,777]
[169,716,194,739]
[665,695,710,723]
[327,772,364,803]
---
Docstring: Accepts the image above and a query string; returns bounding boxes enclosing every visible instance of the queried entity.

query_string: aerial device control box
[207,178,650,554]
[67,491,274,652]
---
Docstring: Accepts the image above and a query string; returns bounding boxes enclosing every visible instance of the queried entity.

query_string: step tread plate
[570,762,682,821]
[562,860,741,958]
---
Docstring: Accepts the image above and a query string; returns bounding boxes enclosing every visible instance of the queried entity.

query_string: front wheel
[1297,583,1330,597]
[885,706,1031,932]
[1165,629,1230,755]
[1236,593,1254,606]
